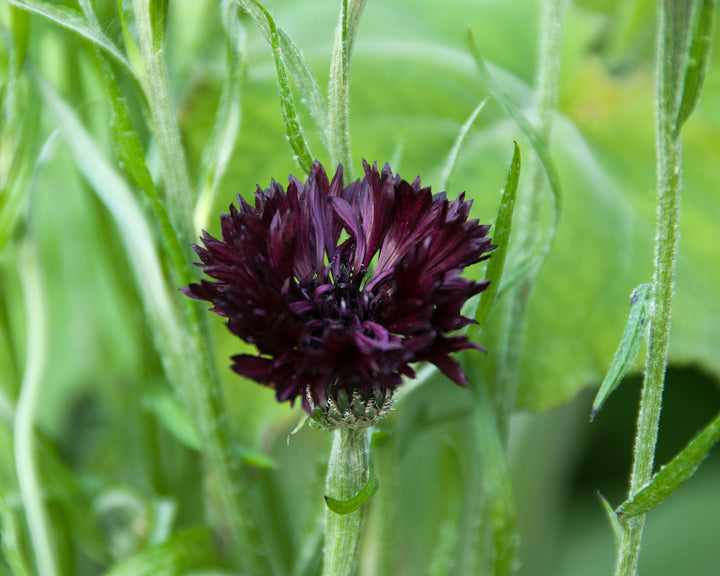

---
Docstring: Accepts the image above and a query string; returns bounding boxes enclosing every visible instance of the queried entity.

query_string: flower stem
[323,427,370,576]
[14,240,58,576]
[614,4,683,573]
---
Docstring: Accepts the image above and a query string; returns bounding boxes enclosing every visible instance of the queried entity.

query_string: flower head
[183,160,495,425]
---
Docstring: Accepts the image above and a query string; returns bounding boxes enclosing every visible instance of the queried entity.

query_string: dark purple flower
[183,160,495,420]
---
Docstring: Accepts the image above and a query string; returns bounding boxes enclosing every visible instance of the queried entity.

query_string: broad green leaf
[616,409,720,520]
[472,141,521,331]
[438,96,490,192]
[101,528,221,576]
[6,0,135,79]
[591,284,652,421]
[674,0,715,135]
[194,0,246,231]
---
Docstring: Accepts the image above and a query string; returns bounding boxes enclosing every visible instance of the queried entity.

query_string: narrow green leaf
[0,490,32,576]
[472,141,521,330]
[149,0,169,46]
[194,0,246,231]
[235,0,328,147]
[9,6,29,75]
[101,528,221,576]
[235,445,278,470]
[590,283,652,421]
[598,493,622,548]
[674,0,715,135]
[617,408,720,520]
[467,29,562,289]
[438,97,491,192]
[15,239,59,576]
[244,0,314,173]
[471,371,519,575]
[325,429,385,515]
[6,0,135,79]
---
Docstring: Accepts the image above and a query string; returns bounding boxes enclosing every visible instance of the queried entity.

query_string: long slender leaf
[194,0,246,231]
[328,0,354,175]
[0,490,32,576]
[591,284,652,421]
[241,0,314,173]
[472,141,521,330]
[674,0,715,135]
[235,0,329,147]
[101,528,221,576]
[6,0,136,80]
[438,97,491,192]
[14,239,58,576]
[617,409,720,520]
[467,29,562,290]
[598,493,623,548]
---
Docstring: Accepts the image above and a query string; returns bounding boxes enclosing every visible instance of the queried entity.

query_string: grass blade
[0,490,32,576]
[235,0,329,147]
[194,0,246,231]
[14,239,58,576]
[6,0,135,79]
[467,29,562,290]
[616,408,720,520]
[472,141,521,330]
[438,96,490,192]
[240,0,314,173]
[591,284,652,421]
[674,0,715,135]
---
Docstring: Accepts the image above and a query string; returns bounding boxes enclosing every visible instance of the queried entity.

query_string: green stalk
[614,8,683,576]
[494,0,566,444]
[14,240,58,576]
[129,4,272,573]
[132,0,193,243]
[328,0,365,178]
[322,427,370,576]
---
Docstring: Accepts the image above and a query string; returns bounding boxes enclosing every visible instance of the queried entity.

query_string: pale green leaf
[0,490,32,576]
[617,409,720,520]
[438,96,490,192]
[598,493,622,548]
[194,0,246,231]
[591,284,652,421]
[472,141,521,331]
[240,0,314,172]
[6,0,135,79]
[674,0,715,135]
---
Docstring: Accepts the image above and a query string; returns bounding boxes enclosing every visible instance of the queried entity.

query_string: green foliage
[2,0,720,574]
[591,284,651,420]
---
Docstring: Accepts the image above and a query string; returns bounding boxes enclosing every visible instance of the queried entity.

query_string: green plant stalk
[131,3,272,572]
[14,240,58,576]
[323,427,370,576]
[494,0,565,443]
[614,39,683,576]
[132,0,194,244]
[328,0,364,178]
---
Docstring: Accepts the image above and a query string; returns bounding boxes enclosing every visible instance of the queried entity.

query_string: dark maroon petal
[183,159,495,411]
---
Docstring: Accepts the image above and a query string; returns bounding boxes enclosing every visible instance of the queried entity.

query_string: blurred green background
[2,0,720,574]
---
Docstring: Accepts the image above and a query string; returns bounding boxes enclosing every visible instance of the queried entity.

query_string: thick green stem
[323,427,370,576]
[614,7,683,573]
